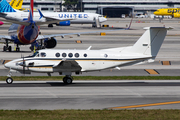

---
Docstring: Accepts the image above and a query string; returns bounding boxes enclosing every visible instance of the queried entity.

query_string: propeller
[19,54,26,74]
[22,56,25,74]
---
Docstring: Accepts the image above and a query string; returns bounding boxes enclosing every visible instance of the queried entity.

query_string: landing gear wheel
[48,24,53,27]
[16,47,20,52]
[6,77,13,84]
[63,77,72,84]
[8,46,12,52]
[3,46,7,51]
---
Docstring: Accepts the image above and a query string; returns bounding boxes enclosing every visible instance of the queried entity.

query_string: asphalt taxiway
[0,80,180,110]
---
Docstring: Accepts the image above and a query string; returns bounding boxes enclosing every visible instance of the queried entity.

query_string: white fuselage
[0,11,107,24]
[4,49,152,74]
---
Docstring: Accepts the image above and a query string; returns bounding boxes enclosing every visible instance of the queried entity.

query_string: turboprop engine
[44,37,57,48]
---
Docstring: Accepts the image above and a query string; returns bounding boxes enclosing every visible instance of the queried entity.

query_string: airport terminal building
[7,0,180,18]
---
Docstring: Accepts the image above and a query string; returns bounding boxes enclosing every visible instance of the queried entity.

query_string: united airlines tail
[129,27,172,57]
[0,0,16,12]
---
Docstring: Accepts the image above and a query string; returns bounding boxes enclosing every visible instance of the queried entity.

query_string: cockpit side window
[40,52,46,57]
[30,52,39,57]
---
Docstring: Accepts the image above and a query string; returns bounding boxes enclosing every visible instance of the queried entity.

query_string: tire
[48,24,53,27]
[63,77,72,84]
[16,48,20,52]
[8,46,12,52]
[6,77,13,84]
[66,78,72,84]
[63,77,67,84]
[3,46,7,51]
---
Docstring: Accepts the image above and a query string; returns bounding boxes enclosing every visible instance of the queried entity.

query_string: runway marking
[145,69,159,74]
[109,101,180,109]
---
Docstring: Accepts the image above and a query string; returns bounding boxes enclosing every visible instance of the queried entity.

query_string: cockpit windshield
[28,52,39,57]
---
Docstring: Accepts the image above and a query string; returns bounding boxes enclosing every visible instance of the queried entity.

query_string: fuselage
[154,8,180,16]
[1,11,107,24]
[4,49,152,73]
[8,23,39,45]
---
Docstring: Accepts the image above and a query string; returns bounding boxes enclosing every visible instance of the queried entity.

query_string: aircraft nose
[4,62,11,68]
[4,60,14,69]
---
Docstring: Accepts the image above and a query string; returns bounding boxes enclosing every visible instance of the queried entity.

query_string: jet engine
[56,21,70,26]
[173,13,180,18]
[44,38,57,48]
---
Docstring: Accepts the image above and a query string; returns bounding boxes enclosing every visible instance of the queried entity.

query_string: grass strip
[0,76,180,81]
[0,109,180,120]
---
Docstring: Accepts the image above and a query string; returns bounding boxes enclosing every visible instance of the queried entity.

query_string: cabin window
[104,54,108,58]
[75,53,79,58]
[68,53,73,58]
[55,53,60,57]
[40,52,46,57]
[84,53,87,57]
[62,53,67,57]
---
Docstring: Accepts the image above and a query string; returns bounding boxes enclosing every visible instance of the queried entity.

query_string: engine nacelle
[173,13,180,18]
[56,21,70,26]
[44,38,57,48]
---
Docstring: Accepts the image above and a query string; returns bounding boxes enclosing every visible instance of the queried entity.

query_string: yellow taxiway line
[109,101,180,109]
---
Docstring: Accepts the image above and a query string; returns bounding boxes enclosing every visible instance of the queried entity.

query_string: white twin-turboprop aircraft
[4,27,172,84]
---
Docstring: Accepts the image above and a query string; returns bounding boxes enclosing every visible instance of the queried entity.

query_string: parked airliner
[0,0,117,52]
[4,27,172,84]
[0,0,75,52]
[0,0,107,27]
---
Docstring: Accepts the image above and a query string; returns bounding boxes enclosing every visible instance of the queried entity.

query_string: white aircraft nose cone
[4,61,12,68]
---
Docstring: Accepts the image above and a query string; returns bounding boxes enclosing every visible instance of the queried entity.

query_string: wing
[53,60,82,72]
[0,35,12,41]
[36,28,128,40]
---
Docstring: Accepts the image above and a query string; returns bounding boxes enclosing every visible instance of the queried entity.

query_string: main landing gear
[63,75,73,84]
[3,40,20,52]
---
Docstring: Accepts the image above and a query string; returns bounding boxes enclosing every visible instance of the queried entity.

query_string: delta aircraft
[4,27,172,84]
[0,0,107,27]
[154,8,180,18]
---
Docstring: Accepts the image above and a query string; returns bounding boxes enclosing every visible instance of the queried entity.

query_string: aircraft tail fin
[27,0,34,22]
[129,27,172,57]
[15,0,23,10]
[0,0,16,12]
[9,0,17,9]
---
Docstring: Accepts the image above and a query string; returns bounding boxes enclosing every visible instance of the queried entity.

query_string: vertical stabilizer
[28,0,33,22]
[9,0,17,9]
[0,0,16,12]
[129,27,172,57]
[15,0,23,10]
